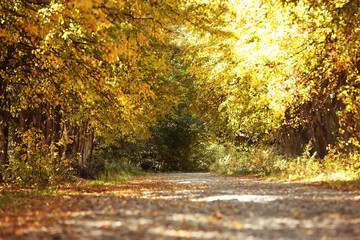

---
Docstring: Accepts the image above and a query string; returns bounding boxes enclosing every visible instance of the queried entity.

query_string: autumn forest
[1,0,360,186]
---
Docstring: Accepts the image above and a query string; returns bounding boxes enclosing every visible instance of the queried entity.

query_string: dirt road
[2,173,360,239]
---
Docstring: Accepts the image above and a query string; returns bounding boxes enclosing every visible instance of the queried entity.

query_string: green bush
[209,140,360,182]
[146,114,211,171]
[86,157,148,186]
[1,129,74,186]
[93,113,213,173]
[209,142,286,176]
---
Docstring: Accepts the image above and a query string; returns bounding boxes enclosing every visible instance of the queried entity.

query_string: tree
[276,0,360,157]
[181,0,360,160]
[0,0,235,183]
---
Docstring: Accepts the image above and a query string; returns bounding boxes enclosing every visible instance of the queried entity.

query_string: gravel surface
[3,173,360,239]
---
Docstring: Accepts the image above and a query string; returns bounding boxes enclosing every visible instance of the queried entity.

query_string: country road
[1,173,360,239]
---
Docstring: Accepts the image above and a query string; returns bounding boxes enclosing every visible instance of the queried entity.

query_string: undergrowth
[85,160,151,186]
[209,142,360,184]
[0,188,59,212]
[0,129,75,187]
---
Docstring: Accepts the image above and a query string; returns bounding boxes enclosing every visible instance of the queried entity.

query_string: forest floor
[1,172,360,240]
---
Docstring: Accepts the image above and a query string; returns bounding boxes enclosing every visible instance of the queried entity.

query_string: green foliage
[145,113,210,171]
[1,129,74,186]
[1,0,359,184]
[286,142,322,179]
[180,0,360,160]
[1,0,232,185]
[86,164,147,186]
[319,150,360,181]
[181,0,289,144]
[334,179,360,188]
[284,150,360,181]
[209,143,286,176]
[210,140,360,183]
[93,112,212,173]
[0,188,59,212]
[87,148,151,186]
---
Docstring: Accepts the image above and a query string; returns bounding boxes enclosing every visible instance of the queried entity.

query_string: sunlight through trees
[0,0,359,184]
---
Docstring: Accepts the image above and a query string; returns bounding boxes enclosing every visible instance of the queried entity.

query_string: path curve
[3,173,360,239]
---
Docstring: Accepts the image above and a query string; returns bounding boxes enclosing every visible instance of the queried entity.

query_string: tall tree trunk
[0,72,10,180]
[0,125,8,181]
[61,121,94,173]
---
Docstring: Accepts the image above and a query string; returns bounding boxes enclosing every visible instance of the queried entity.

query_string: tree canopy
[1,0,359,184]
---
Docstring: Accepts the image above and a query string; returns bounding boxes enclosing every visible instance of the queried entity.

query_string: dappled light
[2,173,360,239]
[1,0,360,238]
[1,0,360,185]
[195,194,281,202]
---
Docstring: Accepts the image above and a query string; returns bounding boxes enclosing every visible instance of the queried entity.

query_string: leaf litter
[1,172,360,239]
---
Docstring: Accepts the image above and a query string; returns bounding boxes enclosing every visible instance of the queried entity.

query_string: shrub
[1,128,74,186]
[210,139,360,182]
[210,142,287,176]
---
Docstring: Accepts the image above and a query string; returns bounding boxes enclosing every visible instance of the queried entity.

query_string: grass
[0,162,152,213]
[337,178,360,186]
[210,145,360,192]
[220,169,360,192]
[0,187,59,212]
[85,168,153,187]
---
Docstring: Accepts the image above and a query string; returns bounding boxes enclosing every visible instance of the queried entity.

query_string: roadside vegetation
[209,142,360,185]
[0,0,359,192]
